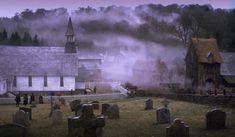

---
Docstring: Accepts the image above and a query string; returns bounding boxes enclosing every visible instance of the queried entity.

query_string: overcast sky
[0,0,234,17]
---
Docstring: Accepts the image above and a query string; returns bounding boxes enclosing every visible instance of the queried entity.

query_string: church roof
[65,17,74,36]
[191,38,223,63]
[0,46,78,77]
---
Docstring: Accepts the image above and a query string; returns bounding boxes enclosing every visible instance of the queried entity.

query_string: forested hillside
[0,4,234,51]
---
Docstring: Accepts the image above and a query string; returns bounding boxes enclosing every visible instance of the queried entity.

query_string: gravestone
[166,118,189,137]
[206,109,226,129]
[13,110,30,128]
[107,104,120,119]
[52,109,63,126]
[92,101,99,110]
[145,99,153,110]
[156,107,170,124]
[0,123,27,137]
[70,100,80,111]
[49,101,61,118]
[67,104,105,137]
[101,103,110,116]
[70,100,82,116]
[19,107,32,120]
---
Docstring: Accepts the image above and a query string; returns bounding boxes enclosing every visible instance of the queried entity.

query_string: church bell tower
[65,17,76,53]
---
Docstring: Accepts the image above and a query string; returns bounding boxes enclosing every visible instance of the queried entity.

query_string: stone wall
[0,93,126,105]
[137,92,235,107]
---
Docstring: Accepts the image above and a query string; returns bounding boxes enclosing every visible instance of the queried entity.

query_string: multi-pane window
[44,76,48,87]
[60,76,64,87]
[28,76,32,87]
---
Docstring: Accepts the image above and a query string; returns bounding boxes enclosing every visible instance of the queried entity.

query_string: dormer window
[207,51,213,64]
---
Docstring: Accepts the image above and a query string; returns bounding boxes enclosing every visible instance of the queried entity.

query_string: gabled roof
[65,17,74,36]
[191,38,223,63]
[0,46,78,77]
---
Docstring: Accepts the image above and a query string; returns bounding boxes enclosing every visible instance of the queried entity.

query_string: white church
[0,18,102,95]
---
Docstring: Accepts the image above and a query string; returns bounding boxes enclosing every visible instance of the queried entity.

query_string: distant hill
[0,4,234,52]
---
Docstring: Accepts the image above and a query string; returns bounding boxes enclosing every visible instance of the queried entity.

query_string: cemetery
[0,97,234,137]
[0,1,235,137]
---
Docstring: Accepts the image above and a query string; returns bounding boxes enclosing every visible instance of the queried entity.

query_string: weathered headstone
[67,104,105,137]
[92,101,99,110]
[51,109,63,126]
[145,98,153,110]
[0,123,27,137]
[70,100,82,116]
[82,104,96,118]
[107,104,120,119]
[156,107,170,124]
[49,101,61,118]
[102,103,110,116]
[206,109,226,129]
[166,118,189,137]
[13,110,30,128]
[19,107,32,120]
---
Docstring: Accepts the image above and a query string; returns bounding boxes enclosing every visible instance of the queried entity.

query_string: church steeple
[65,17,76,53]
[66,17,75,42]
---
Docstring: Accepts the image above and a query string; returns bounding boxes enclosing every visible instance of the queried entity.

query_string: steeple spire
[66,17,74,36]
[65,17,76,53]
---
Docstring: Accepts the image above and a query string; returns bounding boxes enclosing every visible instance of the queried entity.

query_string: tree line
[0,29,42,46]
[0,4,234,51]
[175,4,235,50]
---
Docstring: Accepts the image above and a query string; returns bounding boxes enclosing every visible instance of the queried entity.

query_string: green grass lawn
[0,97,234,137]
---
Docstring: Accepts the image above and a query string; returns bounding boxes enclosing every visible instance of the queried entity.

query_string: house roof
[191,38,223,63]
[220,52,235,76]
[0,46,78,77]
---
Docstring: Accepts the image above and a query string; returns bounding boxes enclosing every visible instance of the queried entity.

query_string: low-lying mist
[93,33,186,86]
[0,5,187,87]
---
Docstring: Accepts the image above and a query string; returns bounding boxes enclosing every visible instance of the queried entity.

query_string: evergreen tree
[23,31,32,45]
[0,31,3,44]
[33,34,39,46]
[0,29,8,44]
[2,29,8,40]
[15,32,21,45]
[9,32,15,45]
[9,32,21,45]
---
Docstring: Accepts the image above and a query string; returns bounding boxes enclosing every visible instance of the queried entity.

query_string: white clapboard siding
[14,76,75,92]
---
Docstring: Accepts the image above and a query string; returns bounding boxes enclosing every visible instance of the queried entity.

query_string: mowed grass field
[0,97,235,137]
